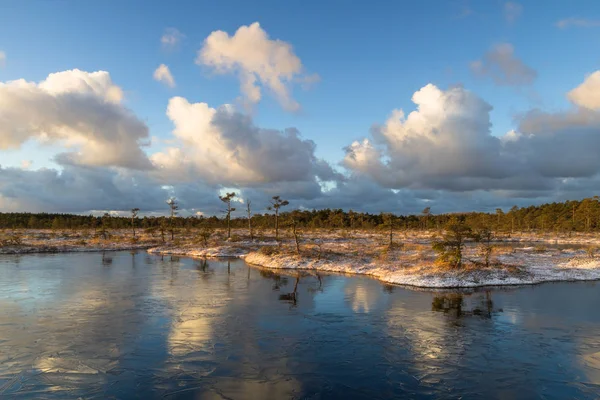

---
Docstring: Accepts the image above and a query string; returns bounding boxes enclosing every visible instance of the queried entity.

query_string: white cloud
[504,2,523,23]
[161,28,184,50]
[567,71,600,109]
[344,79,600,195]
[556,18,600,29]
[20,160,32,169]
[153,64,176,88]
[471,43,537,86]
[5,66,600,216]
[151,96,339,186]
[0,51,5,67]
[343,84,518,191]
[0,69,151,169]
[197,22,317,112]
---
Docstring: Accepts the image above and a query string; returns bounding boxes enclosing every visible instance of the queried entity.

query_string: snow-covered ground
[0,230,155,254]
[243,248,600,288]
[146,229,600,288]
[3,229,600,288]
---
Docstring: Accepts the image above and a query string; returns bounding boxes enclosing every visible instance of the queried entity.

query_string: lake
[1,251,599,399]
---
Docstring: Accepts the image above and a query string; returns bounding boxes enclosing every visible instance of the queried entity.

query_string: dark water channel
[1,251,599,399]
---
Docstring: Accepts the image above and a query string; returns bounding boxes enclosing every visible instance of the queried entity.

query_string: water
[1,251,599,399]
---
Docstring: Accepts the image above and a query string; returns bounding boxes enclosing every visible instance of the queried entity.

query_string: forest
[1,196,600,233]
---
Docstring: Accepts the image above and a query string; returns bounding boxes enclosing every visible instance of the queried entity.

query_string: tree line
[1,196,600,233]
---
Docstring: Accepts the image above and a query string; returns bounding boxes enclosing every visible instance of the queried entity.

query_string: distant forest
[1,197,600,233]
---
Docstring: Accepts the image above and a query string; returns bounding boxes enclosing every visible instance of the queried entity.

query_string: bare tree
[268,196,289,241]
[219,192,236,239]
[383,213,395,248]
[166,198,178,240]
[422,206,431,230]
[99,212,111,239]
[246,199,253,240]
[131,208,140,239]
[290,217,301,255]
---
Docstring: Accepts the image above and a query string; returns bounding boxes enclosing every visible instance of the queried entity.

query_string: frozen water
[1,252,599,398]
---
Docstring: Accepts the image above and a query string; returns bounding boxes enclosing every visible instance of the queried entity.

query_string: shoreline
[2,229,600,288]
[146,244,600,289]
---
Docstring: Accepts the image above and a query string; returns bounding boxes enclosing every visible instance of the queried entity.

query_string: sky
[1,0,600,216]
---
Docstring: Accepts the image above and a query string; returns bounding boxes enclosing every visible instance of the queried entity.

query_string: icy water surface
[1,252,599,399]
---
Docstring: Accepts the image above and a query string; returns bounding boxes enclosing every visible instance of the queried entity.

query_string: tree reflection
[101,251,113,266]
[130,250,137,268]
[195,258,214,280]
[382,284,395,294]
[279,274,300,306]
[306,273,323,294]
[259,269,289,291]
[431,291,495,319]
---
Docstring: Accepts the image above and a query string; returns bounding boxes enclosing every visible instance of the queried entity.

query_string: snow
[3,228,600,288]
[146,229,600,288]
[243,251,600,288]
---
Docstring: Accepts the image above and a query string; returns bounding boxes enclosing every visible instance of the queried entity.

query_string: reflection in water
[431,291,496,319]
[0,252,599,399]
[260,269,289,291]
[101,251,113,266]
[278,274,300,305]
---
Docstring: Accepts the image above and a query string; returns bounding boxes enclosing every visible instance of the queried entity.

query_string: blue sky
[2,1,600,214]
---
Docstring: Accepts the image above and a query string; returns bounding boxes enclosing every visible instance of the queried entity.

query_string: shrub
[432,218,471,269]
[0,231,23,247]
[259,246,280,256]
[472,228,494,268]
[198,227,213,247]
[585,246,597,259]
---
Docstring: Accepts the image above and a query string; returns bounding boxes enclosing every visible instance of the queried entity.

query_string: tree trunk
[227,207,231,239]
[248,217,252,239]
[275,211,279,241]
[247,208,253,240]
[292,220,300,255]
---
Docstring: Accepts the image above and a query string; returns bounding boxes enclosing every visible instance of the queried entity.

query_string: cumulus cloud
[161,28,185,50]
[556,18,600,29]
[0,69,151,169]
[151,97,339,187]
[471,43,537,86]
[504,2,523,23]
[567,71,600,109]
[197,22,317,111]
[344,80,600,199]
[153,64,176,88]
[343,84,520,191]
[0,51,5,67]
[515,110,600,178]
[5,66,600,216]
